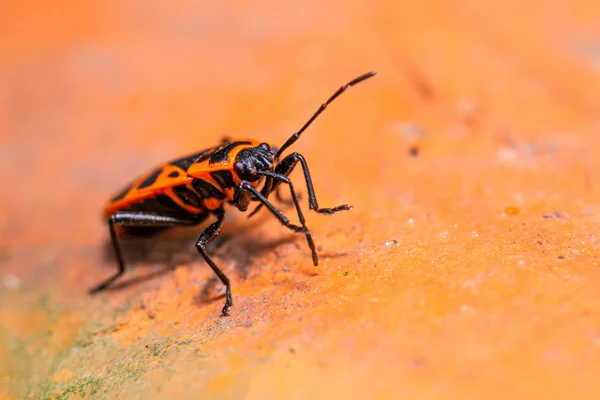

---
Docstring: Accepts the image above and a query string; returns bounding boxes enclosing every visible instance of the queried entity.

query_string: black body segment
[209,141,251,164]
[172,185,204,209]
[210,170,236,189]
[170,148,214,170]
[192,178,226,199]
[137,169,162,189]
[119,192,196,220]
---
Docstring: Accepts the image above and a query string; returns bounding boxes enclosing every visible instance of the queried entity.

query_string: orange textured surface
[2,1,600,399]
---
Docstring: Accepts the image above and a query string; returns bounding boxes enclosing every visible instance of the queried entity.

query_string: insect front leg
[194,211,231,316]
[239,181,318,266]
[89,212,198,294]
[247,179,298,217]
[274,152,352,215]
[248,152,348,218]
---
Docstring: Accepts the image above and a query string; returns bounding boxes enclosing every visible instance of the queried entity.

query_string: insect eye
[259,142,270,151]
[234,162,245,174]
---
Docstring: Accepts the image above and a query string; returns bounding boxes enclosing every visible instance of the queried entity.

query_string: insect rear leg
[275,152,352,215]
[194,211,231,316]
[89,212,199,294]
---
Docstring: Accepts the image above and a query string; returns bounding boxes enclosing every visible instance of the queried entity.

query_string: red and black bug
[91,71,377,316]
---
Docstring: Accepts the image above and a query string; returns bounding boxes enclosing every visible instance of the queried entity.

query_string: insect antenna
[249,71,376,218]
[274,71,377,159]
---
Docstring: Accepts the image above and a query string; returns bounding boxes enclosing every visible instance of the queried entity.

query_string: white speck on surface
[408,218,414,224]
[3,274,20,290]
[497,146,519,164]
[518,260,525,266]
[389,122,426,139]
[460,304,474,313]
[568,39,600,71]
[472,231,479,237]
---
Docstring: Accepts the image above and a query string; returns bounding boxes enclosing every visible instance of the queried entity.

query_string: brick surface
[2,1,600,399]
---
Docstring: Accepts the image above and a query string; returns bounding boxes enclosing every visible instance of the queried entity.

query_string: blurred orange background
[1,1,600,399]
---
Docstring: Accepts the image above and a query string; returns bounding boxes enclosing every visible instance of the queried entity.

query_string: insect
[90,71,377,316]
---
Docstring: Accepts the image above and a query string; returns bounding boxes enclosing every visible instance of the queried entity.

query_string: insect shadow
[98,210,300,300]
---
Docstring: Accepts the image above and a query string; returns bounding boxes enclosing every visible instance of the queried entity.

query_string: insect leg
[275,185,298,206]
[253,179,299,208]
[194,211,231,316]
[240,180,318,266]
[89,212,198,294]
[258,152,352,216]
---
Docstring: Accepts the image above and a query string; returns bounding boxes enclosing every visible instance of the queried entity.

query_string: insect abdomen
[114,190,199,217]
